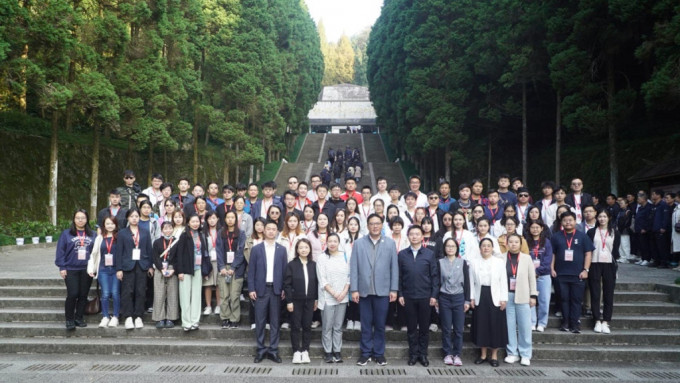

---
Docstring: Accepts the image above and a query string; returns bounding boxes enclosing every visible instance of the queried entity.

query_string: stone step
[1,309,678,330]
[295,134,325,163]
[0,322,677,347]
[0,337,677,362]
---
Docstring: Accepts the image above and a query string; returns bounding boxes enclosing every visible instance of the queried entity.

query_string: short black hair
[222,184,235,192]
[298,181,308,189]
[151,173,163,181]
[409,175,422,182]
[559,211,577,221]
[109,189,120,196]
[388,216,404,229]
[123,169,135,177]
[330,183,342,190]
[367,213,384,224]
[497,173,510,181]
[376,176,387,183]
[487,188,499,196]
[458,183,470,191]
[283,190,298,199]
[407,225,423,235]
[541,181,555,190]
[160,182,173,191]
[262,181,275,190]
[178,177,190,183]
[362,185,372,192]
[235,183,247,191]
[439,181,450,187]
[316,184,328,191]
[388,184,400,192]
[404,191,418,200]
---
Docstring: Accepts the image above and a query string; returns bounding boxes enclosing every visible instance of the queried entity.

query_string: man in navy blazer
[350,214,399,366]
[248,220,288,363]
[565,178,593,223]
[249,182,284,219]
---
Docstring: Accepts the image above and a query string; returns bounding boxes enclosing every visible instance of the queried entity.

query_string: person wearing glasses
[515,188,533,227]
[565,178,593,224]
[117,170,141,211]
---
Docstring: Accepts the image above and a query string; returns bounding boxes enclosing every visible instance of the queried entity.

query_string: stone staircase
[0,276,679,361]
[274,133,408,193]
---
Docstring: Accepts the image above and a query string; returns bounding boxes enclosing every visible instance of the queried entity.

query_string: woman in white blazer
[470,238,508,367]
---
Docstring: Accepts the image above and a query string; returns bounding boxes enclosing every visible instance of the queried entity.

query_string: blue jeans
[438,292,465,356]
[359,295,389,358]
[506,292,532,359]
[98,267,120,318]
[531,275,551,327]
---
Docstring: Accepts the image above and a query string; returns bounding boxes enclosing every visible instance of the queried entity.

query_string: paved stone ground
[1,246,680,382]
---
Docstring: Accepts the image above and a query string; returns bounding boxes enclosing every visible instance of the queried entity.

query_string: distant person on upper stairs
[332,160,343,185]
[328,147,336,165]
[320,165,332,186]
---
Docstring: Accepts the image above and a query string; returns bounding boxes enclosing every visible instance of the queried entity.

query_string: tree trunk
[19,44,28,112]
[555,90,561,186]
[90,125,100,220]
[49,112,59,225]
[64,61,76,132]
[487,135,492,189]
[204,127,210,146]
[607,57,618,195]
[126,140,133,169]
[249,164,254,184]
[444,151,451,182]
[192,120,199,184]
[522,82,528,183]
[163,148,168,179]
[235,143,240,183]
[147,140,154,185]
[223,154,230,185]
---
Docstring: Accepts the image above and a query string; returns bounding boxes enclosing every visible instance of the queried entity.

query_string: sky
[304,0,384,43]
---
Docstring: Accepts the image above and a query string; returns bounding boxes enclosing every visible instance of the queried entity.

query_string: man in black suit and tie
[248,220,288,363]
[565,178,593,224]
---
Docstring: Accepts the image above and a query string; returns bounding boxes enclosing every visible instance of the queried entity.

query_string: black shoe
[571,328,581,334]
[474,357,487,365]
[584,309,593,318]
[65,321,76,331]
[489,359,499,367]
[407,357,418,366]
[356,356,371,366]
[74,319,87,328]
[221,320,230,329]
[375,356,387,366]
[333,352,343,363]
[657,264,670,269]
[419,356,429,367]
[267,352,282,363]
[229,321,240,329]
[254,353,265,363]
[559,326,570,332]
[324,353,334,363]
[156,321,165,329]
[165,320,175,329]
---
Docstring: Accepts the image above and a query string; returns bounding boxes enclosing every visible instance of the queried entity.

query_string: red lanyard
[209,197,218,206]
[210,228,217,249]
[287,235,295,251]
[224,203,233,214]
[429,208,438,219]
[77,231,87,247]
[304,223,313,235]
[163,238,173,260]
[518,205,527,220]
[319,233,327,251]
[191,231,201,252]
[533,243,540,259]
[131,229,139,248]
[599,229,608,250]
[105,236,114,253]
[507,253,518,277]
[489,207,499,223]
[361,205,371,218]
[455,230,463,245]
[563,230,574,250]
[227,235,234,251]
[178,194,184,209]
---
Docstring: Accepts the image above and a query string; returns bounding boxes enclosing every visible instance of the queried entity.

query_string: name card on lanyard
[131,230,141,261]
[77,231,87,260]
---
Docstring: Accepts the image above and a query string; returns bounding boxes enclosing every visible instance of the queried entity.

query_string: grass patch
[379,132,418,178]
[289,133,307,162]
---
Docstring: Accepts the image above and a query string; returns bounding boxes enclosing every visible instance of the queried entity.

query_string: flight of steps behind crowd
[0,276,679,361]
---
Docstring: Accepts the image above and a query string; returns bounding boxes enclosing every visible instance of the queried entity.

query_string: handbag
[84,280,101,315]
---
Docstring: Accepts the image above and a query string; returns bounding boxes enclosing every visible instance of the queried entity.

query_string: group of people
[323,146,363,185]
[54,167,680,367]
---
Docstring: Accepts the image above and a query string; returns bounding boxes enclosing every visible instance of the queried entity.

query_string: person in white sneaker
[87,216,121,329]
[526,222,553,333]
[317,234,350,363]
[503,234,537,366]
[587,209,620,335]
[115,209,154,330]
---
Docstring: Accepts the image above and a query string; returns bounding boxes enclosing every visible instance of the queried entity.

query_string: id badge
[104,253,113,266]
[132,248,141,261]
[227,251,235,264]
[564,249,574,262]
[162,261,168,270]
[533,259,540,269]
[210,249,217,261]
[509,277,517,290]
[77,249,87,260]
[600,249,611,263]
[195,254,202,266]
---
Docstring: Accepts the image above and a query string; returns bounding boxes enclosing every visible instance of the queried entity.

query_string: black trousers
[387,301,406,328]
[404,297,431,358]
[589,263,616,322]
[557,275,586,330]
[638,232,651,261]
[290,298,315,352]
[255,286,281,355]
[651,232,670,266]
[346,301,360,322]
[64,269,92,321]
[145,272,155,310]
[121,264,147,319]
[629,232,639,256]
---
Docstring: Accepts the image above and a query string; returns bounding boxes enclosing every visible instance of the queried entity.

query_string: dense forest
[367,0,680,194]
[318,21,369,86]
[0,0,323,224]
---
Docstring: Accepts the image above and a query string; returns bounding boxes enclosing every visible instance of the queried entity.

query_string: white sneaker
[531,325,537,331]
[504,355,520,364]
[385,325,393,331]
[400,326,407,331]
[125,317,134,330]
[311,321,320,329]
[134,317,144,329]
[281,322,289,329]
[301,351,311,363]
[640,260,649,266]
[536,325,545,332]
[240,294,246,302]
[214,306,221,315]
[108,316,119,328]
[203,306,212,315]
[251,323,256,330]
[346,320,354,330]
[594,321,602,333]
[98,317,110,328]
[265,324,270,330]
[635,259,643,265]
[601,322,611,334]
[292,351,302,364]
[354,322,361,331]
[429,323,438,332]
[520,357,531,366]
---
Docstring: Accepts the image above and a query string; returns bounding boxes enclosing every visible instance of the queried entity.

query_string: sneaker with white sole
[536,325,544,332]
[520,357,530,366]
[214,306,221,315]
[134,317,144,329]
[240,294,246,302]
[108,316,119,328]
[301,351,311,363]
[98,317,110,328]
[400,326,407,331]
[453,355,463,366]
[292,351,302,364]
[346,320,354,330]
[265,324,270,330]
[504,355,520,364]
[311,321,320,329]
[125,317,134,330]
[251,323,256,330]
[203,306,212,315]
[354,322,361,331]
[640,260,649,266]
[280,322,289,329]
[601,322,611,334]
[443,355,454,365]
[594,321,602,333]
[429,323,438,332]
[385,325,393,331]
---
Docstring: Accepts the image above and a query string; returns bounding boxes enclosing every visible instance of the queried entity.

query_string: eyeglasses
[429,196,439,200]
[519,194,529,197]
[368,222,382,226]
[124,176,134,179]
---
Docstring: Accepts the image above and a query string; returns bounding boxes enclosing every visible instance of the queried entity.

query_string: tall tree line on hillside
[318,21,369,86]
[0,0,323,224]
[367,0,680,194]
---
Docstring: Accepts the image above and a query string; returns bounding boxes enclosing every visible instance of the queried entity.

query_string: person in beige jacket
[502,233,537,366]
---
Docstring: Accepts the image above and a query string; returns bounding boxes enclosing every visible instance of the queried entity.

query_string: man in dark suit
[250,181,284,220]
[248,220,288,363]
[565,178,593,224]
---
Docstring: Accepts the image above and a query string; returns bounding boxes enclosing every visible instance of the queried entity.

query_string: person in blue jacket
[633,193,653,266]
[55,209,96,330]
[650,189,672,268]
[115,208,154,330]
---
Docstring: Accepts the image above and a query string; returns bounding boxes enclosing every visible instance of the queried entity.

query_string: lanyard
[563,230,574,250]
[131,229,139,248]
[162,238,173,260]
[489,207,499,223]
[287,235,295,251]
[533,243,540,259]
[179,194,184,209]
[518,205,527,220]
[319,232,327,251]
[507,253,518,277]
[429,208,438,219]
[599,229,608,250]
[191,231,201,252]
[105,236,114,253]
[393,234,401,252]
[210,228,217,249]
[208,197,218,207]
[304,222,313,235]
[361,205,371,218]
[455,229,463,245]
[77,231,87,247]
[227,234,234,251]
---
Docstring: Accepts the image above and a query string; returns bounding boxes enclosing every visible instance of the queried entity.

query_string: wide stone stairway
[275,133,409,193]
